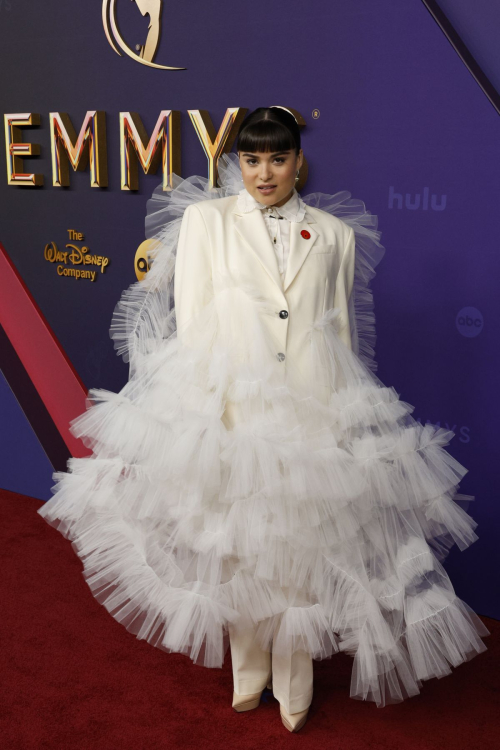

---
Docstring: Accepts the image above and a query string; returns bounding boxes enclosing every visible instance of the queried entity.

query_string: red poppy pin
[300,230,311,239]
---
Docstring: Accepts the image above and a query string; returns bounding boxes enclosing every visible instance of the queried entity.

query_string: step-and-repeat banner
[1,1,498,617]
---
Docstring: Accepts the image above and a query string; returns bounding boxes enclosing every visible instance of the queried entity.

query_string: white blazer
[173,194,356,422]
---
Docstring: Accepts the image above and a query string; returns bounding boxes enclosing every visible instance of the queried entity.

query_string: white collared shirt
[236,187,307,283]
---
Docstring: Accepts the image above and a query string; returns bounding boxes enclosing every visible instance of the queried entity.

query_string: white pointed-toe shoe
[232,690,264,712]
[232,680,273,712]
[279,704,309,733]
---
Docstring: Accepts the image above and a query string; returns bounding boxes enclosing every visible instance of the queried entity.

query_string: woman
[38,107,490,733]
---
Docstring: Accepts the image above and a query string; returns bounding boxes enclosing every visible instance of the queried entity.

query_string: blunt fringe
[236,107,301,155]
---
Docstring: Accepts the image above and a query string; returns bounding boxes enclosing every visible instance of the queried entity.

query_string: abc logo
[455,307,483,338]
[134,238,162,281]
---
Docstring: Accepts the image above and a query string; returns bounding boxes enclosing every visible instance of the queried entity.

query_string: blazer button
[277,352,285,361]
[279,310,288,319]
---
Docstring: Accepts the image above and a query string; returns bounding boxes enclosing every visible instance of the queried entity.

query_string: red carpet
[1,488,497,749]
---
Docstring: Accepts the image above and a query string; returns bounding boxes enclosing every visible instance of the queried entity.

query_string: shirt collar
[237,186,307,222]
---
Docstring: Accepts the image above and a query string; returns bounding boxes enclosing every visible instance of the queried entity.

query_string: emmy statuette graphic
[102,0,186,70]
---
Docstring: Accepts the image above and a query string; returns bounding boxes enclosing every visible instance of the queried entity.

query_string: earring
[295,170,300,182]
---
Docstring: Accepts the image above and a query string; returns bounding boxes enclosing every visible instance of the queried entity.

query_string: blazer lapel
[283,217,319,292]
[232,205,283,291]
[231,199,320,294]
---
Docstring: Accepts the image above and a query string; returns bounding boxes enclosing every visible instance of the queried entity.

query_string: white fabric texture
[38,152,490,708]
[236,186,307,281]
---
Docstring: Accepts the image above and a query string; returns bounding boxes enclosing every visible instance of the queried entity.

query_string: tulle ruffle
[38,153,489,707]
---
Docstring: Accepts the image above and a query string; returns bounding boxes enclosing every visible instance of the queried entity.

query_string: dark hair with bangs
[236,107,301,156]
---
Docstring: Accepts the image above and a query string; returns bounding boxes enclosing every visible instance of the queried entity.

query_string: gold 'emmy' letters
[4,107,307,192]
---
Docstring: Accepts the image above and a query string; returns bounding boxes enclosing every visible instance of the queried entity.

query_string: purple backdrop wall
[1,1,498,618]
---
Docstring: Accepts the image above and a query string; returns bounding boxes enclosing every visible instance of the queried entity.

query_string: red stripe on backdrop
[0,241,90,458]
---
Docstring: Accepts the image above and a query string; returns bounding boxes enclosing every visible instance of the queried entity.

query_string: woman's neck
[272,187,295,208]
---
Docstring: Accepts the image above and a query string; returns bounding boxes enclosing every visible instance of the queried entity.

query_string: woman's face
[238,148,304,208]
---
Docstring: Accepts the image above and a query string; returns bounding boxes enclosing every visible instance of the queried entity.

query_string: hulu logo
[388,187,446,211]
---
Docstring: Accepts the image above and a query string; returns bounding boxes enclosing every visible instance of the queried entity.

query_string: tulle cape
[38,152,489,707]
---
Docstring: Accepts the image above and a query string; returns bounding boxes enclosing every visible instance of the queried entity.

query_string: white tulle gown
[38,153,490,707]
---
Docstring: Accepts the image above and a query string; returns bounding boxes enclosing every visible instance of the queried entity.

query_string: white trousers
[228,621,314,714]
